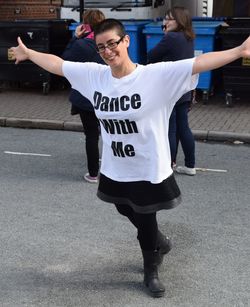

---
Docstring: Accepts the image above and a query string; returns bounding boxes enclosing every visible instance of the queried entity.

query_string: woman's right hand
[10,37,29,64]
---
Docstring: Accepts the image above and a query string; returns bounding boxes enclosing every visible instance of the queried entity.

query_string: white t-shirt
[63,59,198,183]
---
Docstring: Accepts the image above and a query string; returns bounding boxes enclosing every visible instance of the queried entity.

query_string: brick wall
[0,1,62,21]
[0,0,61,5]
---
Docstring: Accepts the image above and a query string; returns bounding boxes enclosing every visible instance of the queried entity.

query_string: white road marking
[195,167,227,173]
[4,151,51,157]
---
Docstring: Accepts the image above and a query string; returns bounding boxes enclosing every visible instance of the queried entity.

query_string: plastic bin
[122,20,151,64]
[143,21,163,51]
[0,19,72,94]
[219,18,250,106]
[143,21,224,100]
[192,21,224,100]
[69,22,80,37]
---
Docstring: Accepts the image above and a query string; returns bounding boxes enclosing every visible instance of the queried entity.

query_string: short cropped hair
[94,18,126,38]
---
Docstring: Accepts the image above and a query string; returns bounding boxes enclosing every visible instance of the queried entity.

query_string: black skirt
[97,173,181,214]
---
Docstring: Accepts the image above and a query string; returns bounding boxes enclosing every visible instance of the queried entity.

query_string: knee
[85,131,99,141]
[134,212,157,228]
[115,204,133,217]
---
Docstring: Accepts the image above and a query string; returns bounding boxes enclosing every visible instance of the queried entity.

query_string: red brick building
[0,0,62,21]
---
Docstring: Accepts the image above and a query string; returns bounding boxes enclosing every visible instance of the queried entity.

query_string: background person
[147,6,196,176]
[62,9,105,183]
[10,19,250,298]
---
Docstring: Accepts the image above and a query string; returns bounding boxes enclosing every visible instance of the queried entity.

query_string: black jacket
[62,36,105,112]
[147,31,194,104]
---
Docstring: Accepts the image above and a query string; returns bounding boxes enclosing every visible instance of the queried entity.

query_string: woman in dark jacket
[147,6,196,176]
[62,9,105,183]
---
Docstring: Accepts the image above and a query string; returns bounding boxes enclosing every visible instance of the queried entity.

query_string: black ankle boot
[157,231,172,255]
[156,231,172,266]
[137,231,172,265]
[142,250,165,298]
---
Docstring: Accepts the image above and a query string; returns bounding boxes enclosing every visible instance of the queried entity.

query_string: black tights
[115,204,158,251]
[79,111,100,177]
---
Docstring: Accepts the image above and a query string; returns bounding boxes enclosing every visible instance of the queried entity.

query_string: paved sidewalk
[0,87,250,143]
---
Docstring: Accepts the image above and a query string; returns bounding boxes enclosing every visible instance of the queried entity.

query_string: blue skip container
[193,21,224,99]
[122,20,152,64]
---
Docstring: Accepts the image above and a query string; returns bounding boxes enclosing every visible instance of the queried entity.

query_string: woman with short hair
[10,18,250,297]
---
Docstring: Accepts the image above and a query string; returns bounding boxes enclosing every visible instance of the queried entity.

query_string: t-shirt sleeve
[62,60,102,103]
[161,58,199,111]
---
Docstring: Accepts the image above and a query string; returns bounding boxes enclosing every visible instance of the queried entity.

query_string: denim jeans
[79,111,100,177]
[168,101,195,168]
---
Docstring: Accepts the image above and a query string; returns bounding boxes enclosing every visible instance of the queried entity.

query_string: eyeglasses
[164,17,175,21]
[96,36,125,53]
[161,25,166,30]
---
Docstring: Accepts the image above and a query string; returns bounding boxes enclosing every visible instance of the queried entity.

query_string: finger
[17,36,23,46]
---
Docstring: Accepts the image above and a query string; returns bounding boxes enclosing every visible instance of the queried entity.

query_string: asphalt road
[0,127,249,307]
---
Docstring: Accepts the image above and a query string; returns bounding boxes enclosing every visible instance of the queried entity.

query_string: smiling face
[95,29,130,69]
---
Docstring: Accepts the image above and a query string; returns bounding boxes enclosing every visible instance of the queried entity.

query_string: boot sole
[144,282,165,298]
[145,286,165,298]
[151,290,165,298]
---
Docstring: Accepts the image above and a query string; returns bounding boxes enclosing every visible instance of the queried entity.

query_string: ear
[124,34,130,48]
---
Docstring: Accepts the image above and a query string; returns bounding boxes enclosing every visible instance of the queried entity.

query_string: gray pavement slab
[0,88,250,143]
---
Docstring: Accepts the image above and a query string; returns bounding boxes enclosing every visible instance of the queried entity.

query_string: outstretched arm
[10,37,64,76]
[193,36,250,75]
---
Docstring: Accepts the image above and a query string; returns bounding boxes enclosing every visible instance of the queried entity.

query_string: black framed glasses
[161,25,166,31]
[96,36,125,53]
[164,17,175,21]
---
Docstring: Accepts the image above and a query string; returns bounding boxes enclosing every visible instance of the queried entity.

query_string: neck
[111,60,137,79]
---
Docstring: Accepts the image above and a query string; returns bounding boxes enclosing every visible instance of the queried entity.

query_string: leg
[134,212,158,251]
[114,206,171,297]
[175,131,180,166]
[115,204,137,228]
[79,111,100,177]
[168,107,178,167]
[175,101,195,168]
[115,204,172,255]
[174,101,196,176]
[134,212,165,297]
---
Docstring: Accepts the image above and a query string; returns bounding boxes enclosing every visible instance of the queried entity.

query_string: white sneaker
[176,166,196,176]
[84,173,98,183]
